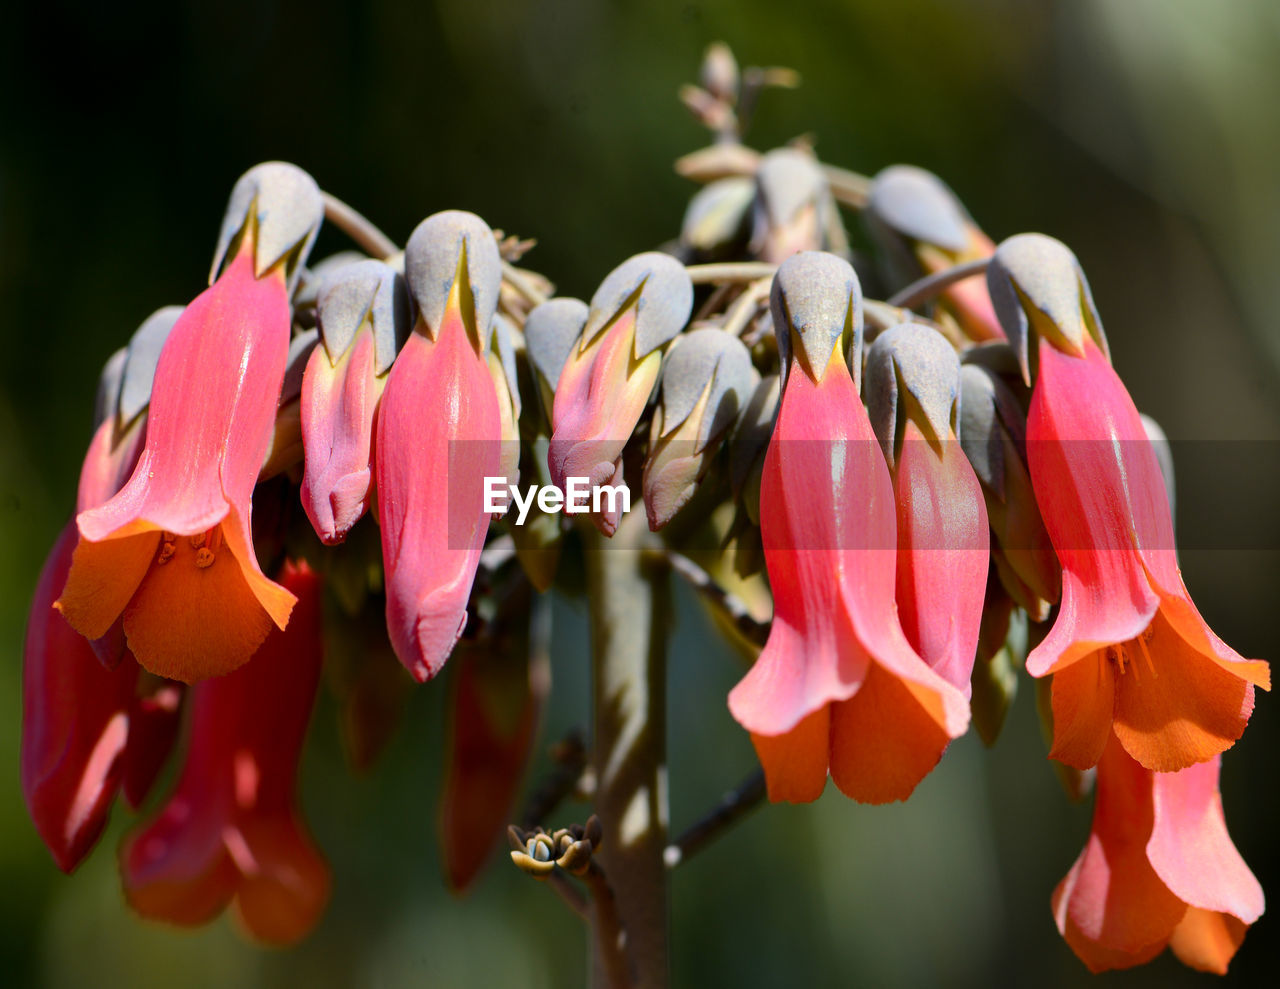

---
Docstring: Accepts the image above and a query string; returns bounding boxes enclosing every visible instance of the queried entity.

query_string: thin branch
[520,730,589,831]
[887,257,991,311]
[664,770,767,869]
[862,300,965,349]
[720,277,771,337]
[320,191,398,259]
[821,164,873,210]
[685,261,777,286]
[666,549,769,647]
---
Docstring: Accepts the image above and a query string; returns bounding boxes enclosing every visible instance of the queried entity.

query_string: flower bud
[643,329,755,529]
[867,165,1001,341]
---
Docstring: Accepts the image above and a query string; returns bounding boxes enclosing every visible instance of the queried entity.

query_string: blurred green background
[3,0,1279,985]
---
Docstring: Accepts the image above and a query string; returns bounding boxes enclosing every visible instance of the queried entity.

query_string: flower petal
[828,661,952,804]
[1147,755,1264,922]
[77,250,290,542]
[1113,610,1255,771]
[300,328,380,544]
[749,706,830,804]
[1048,653,1116,770]
[22,521,137,873]
[893,426,988,696]
[121,525,277,682]
[1025,339,1163,677]
[1167,908,1249,975]
[376,306,500,681]
[1052,737,1186,962]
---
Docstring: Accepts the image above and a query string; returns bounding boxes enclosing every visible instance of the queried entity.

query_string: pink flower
[987,234,1268,772]
[56,164,323,681]
[1053,734,1263,974]
[865,323,989,696]
[727,253,969,804]
[375,211,503,681]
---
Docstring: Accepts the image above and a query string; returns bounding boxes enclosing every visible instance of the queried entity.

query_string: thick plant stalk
[585,511,670,989]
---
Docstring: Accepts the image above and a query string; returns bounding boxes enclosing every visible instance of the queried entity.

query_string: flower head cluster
[21,44,1267,977]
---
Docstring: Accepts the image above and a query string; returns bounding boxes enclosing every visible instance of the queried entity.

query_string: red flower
[727,253,969,804]
[23,521,178,872]
[1053,734,1263,974]
[120,561,329,946]
[988,234,1269,771]
[56,165,323,681]
[24,409,181,872]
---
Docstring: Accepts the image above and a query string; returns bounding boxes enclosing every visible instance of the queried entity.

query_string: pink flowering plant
[21,45,1268,985]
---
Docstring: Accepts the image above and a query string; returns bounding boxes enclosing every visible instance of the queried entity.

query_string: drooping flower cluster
[22,44,1267,978]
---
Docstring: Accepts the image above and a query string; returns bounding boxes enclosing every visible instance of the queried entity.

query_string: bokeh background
[3,0,1279,986]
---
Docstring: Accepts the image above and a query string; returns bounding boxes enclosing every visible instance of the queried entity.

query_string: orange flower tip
[405,211,503,350]
[210,163,323,292]
[116,532,297,683]
[771,251,862,386]
[579,252,692,360]
[865,321,961,466]
[987,233,1108,382]
[867,165,972,255]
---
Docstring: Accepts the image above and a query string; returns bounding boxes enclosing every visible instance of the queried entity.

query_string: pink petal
[376,312,500,681]
[300,328,381,543]
[1148,755,1264,923]
[77,250,290,543]
[894,424,989,696]
[1025,339,1165,676]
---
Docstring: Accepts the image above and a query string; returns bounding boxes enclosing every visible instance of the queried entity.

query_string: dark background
[2,1,1278,986]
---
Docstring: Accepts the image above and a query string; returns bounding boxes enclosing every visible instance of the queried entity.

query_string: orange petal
[55,531,159,640]
[1052,737,1187,968]
[1167,908,1248,975]
[750,705,829,804]
[1048,653,1116,770]
[1113,611,1254,772]
[220,509,296,631]
[122,531,275,682]
[828,661,951,804]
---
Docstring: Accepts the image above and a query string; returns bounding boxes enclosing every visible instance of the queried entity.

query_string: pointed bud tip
[867,165,970,252]
[317,258,412,373]
[404,211,502,347]
[581,252,693,357]
[211,162,323,290]
[526,297,589,391]
[659,329,754,443]
[756,148,826,228]
[771,251,862,383]
[865,322,960,464]
[987,233,1107,378]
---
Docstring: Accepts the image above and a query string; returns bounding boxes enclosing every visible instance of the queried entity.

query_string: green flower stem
[584,511,671,989]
